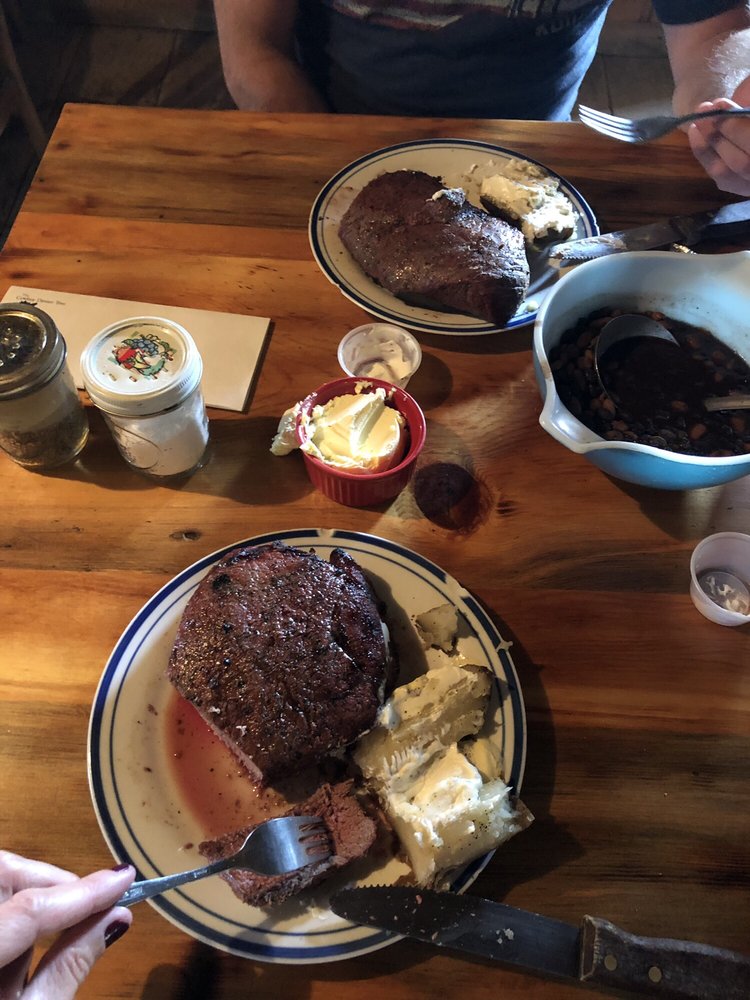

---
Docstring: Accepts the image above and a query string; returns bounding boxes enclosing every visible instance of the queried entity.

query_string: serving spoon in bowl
[593,314,750,413]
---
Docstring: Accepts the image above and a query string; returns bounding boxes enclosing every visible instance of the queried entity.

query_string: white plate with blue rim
[88,528,527,964]
[308,138,598,336]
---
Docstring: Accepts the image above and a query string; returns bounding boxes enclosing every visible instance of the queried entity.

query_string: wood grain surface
[0,104,749,1000]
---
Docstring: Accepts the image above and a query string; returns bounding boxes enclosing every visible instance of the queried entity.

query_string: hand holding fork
[578,104,750,143]
[579,91,750,197]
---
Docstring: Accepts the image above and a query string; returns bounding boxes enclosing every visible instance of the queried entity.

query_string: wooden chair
[0,0,47,156]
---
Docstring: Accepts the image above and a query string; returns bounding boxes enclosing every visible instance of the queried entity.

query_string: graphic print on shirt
[324,0,606,31]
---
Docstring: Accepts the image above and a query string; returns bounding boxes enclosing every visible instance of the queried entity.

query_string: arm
[663,6,750,115]
[662,4,750,194]
[213,0,329,112]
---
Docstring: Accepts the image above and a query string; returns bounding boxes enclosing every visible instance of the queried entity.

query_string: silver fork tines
[117,815,331,907]
[578,104,750,143]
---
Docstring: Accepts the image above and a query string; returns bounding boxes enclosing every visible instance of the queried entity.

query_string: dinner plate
[88,528,526,964]
[308,138,598,335]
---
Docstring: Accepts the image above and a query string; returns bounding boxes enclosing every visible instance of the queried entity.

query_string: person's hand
[687,77,750,196]
[0,851,135,1000]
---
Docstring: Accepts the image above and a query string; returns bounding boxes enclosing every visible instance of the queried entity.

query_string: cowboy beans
[549,309,750,457]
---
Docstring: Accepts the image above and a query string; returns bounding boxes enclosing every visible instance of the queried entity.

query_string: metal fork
[117,815,331,907]
[578,104,750,143]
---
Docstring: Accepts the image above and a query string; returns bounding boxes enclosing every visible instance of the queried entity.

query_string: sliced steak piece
[198,781,376,907]
[167,541,394,784]
[339,169,530,326]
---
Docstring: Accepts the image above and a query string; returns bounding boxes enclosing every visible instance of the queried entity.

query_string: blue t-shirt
[297,0,743,120]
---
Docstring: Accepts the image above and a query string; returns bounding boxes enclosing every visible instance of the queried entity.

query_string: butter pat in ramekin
[301,385,406,474]
[295,377,426,507]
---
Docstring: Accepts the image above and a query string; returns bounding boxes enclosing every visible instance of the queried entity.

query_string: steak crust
[339,169,530,326]
[167,542,393,783]
[198,781,377,907]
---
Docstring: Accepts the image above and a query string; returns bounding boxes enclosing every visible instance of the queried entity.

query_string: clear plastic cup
[689,532,750,626]
[337,323,422,389]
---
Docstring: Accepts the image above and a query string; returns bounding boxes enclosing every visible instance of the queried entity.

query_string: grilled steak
[198,781,377,907]
[339,169,530,326]
[167,542,394,783]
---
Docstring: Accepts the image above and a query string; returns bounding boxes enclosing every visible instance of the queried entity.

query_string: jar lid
[0,303,65,400]
[80,316,203,417]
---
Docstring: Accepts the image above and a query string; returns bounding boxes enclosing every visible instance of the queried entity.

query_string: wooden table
[1,104,749,999]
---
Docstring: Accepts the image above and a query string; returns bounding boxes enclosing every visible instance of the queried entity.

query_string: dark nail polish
[111,863,131,872]
[104,920,130,949]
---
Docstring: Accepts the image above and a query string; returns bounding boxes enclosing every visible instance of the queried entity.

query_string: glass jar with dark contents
[0,304,89,469]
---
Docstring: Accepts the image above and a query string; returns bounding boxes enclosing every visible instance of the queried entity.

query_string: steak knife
[331,886,750,999]
[548,199,750,266]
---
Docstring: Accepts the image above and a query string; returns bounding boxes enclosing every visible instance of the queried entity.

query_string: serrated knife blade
[548,199,750,266]
[331,886,750,999]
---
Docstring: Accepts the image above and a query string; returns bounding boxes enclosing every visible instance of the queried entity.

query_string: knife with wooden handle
[331,886,750,999]
[547,199,750,266]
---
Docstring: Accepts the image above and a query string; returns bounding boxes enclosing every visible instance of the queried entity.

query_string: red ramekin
[295,376,426,507]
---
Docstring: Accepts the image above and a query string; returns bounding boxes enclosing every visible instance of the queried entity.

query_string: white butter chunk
[270,404,300,456]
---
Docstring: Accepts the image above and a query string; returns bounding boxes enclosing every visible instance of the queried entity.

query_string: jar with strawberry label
[80,316,209,478]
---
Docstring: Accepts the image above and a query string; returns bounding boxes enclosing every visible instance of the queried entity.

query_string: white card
[1,286,271,412]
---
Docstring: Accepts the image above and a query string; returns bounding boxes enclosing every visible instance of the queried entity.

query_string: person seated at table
[212,0,750,195]
[0,850,134,1000]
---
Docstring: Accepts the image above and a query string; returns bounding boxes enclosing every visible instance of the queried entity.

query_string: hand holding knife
[331,886,750,999]
[547,198,750,266]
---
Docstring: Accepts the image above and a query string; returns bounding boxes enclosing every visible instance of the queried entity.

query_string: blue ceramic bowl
[533,250,750,490]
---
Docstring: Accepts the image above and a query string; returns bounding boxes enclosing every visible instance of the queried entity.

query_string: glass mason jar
[80,316,209,479]
[0,303,89,469]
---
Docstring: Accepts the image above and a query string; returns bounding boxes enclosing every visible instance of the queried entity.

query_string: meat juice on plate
[164,689,406,901]
[164,691,319,840]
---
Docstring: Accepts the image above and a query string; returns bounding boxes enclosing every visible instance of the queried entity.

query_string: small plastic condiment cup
[689,532,750,627]
[295,376,426,507]
[337,323,422,389]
